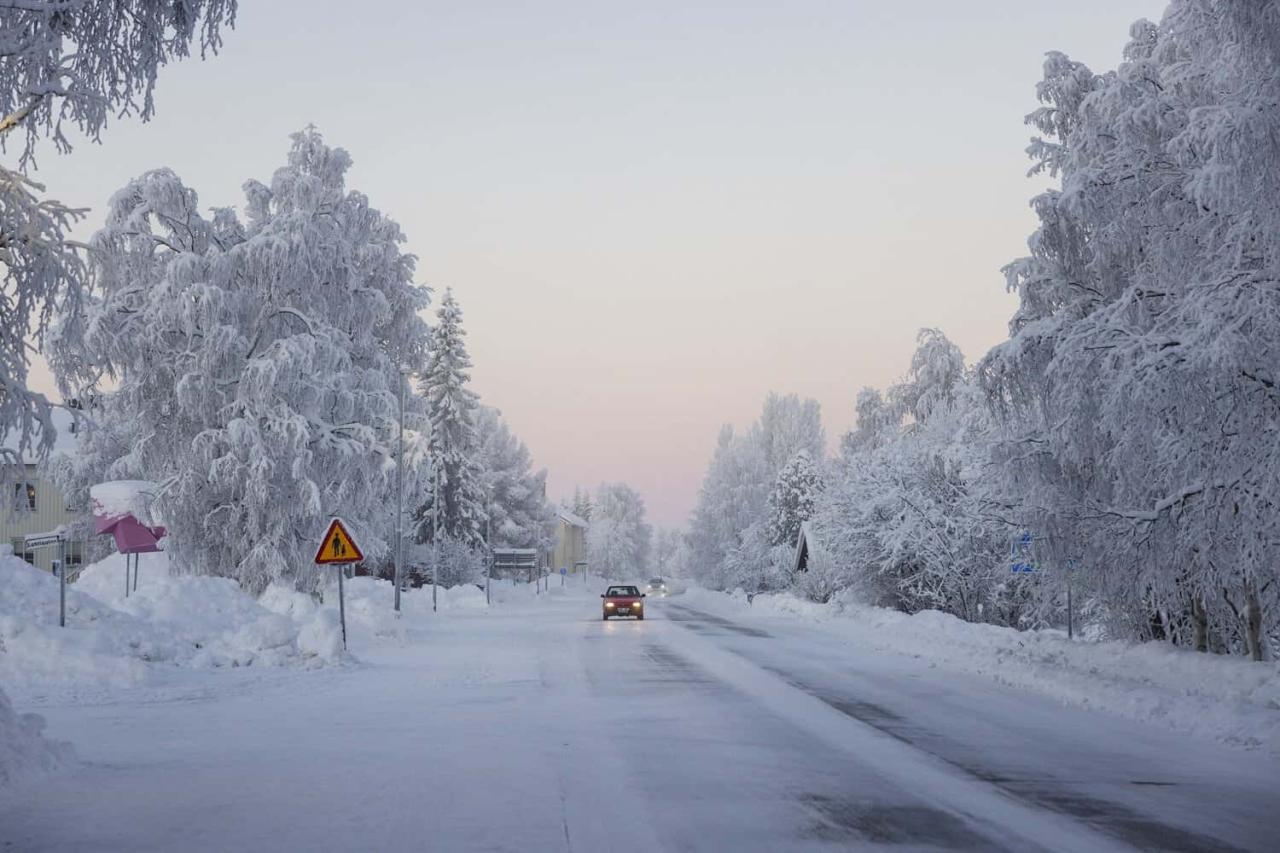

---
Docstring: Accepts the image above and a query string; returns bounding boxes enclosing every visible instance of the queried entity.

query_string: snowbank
[0,687,68,789]
[679,586,1280,754]
[0,552,513,695]
[0,555,346,694]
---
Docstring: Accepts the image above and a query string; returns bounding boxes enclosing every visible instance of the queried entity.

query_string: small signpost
[560,566,567,586]
[314,518,364,651]
[25,531,68,627]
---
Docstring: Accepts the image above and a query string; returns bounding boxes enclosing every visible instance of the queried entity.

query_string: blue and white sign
[1011,532,1037,574]
[560,567,567,575]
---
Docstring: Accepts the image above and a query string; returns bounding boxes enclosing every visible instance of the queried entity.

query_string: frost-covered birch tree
[474,405,556,550]
[1,0,237,478]
[53,128,430,593]
[980,2,1280,658]
[587,482,652,578]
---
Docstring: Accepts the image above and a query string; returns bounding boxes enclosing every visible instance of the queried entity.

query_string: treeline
[680,1,1280,661]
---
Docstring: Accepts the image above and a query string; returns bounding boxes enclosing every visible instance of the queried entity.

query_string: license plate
[617,608,630,614]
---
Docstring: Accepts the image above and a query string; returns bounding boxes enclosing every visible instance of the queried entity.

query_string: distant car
[646,577,668,596]
[602,585,645,620]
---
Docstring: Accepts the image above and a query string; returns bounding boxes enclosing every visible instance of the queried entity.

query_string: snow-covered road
[2,588,1277,851]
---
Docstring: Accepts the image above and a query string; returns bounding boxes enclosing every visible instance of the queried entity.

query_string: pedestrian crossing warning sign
[314,518,364,564]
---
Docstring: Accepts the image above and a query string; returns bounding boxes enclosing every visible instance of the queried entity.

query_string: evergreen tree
[415,288,487,548]
[571,486,593,522]
[766,450,823,548]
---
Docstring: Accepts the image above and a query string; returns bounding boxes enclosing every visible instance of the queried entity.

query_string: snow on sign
[314,518,364,565]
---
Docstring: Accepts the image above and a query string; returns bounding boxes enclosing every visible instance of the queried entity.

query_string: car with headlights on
[601,585,645,620]
[646,577,668,596]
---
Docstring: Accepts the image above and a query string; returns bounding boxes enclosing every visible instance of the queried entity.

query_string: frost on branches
[53,129,430,593]
[474,405,556,551]
[0,0,237,484]
[586,482,652,579]
[980,2,1280,659]
[817,330,1016,622]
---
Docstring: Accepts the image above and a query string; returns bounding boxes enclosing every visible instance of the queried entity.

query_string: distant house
[792,520,821,575]
[553,508,588,575]
[1,406,84,573]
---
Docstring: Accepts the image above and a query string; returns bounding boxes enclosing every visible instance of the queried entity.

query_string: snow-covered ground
[2,564,1278,851]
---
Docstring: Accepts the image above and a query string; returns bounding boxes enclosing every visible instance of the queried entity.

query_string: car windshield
[649,578,664,585]
[606,586,639,597]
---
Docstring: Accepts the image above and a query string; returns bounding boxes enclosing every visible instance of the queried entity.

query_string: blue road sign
[1011,532,1036,574]
[560,567,567,575]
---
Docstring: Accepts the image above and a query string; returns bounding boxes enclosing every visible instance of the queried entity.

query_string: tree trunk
[1244,582,1266,662]
[1191,595,1209,653]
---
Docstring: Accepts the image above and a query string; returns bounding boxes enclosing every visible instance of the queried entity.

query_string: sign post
[25,531,69,627]
[314,517,364,651]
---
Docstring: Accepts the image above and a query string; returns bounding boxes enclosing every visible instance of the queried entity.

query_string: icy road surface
[3,588,1277,852]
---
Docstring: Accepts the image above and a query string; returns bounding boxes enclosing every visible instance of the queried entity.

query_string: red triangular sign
[314,518,364,564]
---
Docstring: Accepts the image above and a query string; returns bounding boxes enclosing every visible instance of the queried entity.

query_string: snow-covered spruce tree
[766,450,823,548]
[413,288,487,549]
[474,405,556,550]
[52,129,430,593]
[587,482,652,579]
[1,0,237,479]
[979,4,1280,658]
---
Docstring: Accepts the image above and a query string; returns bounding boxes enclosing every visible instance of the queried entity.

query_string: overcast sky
[27,1,1165,527]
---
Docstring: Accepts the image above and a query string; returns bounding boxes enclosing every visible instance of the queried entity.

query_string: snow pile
[0,687,69,789]
[0,555,349,692]
[682,586,1280,753]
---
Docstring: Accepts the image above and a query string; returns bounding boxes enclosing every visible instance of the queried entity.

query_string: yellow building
[2,407,84,573]
[552,508,588,576]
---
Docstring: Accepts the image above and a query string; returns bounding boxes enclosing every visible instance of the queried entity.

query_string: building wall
[552,520,586,575]
[2,463,83,573]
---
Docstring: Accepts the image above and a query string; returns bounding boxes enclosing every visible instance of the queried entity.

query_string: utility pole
[432,465,440,612]
[485,492,492,606]
[394,369,406,613]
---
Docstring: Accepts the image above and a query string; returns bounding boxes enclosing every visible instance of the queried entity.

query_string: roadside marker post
[314,518,365,651]
[560,566,567,587]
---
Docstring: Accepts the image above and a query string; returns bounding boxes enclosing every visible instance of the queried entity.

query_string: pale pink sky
[27,1,1164,527]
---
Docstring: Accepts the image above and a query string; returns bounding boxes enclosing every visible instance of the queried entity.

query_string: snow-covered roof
[557,508,589,528]
[2,406,80,464]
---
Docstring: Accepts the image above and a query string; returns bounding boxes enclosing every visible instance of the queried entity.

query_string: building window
[13,482,36,511]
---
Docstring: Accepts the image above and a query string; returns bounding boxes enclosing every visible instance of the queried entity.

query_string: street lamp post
[394,370,407,613]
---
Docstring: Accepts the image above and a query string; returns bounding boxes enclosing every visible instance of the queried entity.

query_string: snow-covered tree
[685,393,824,590]
[568,486,593,522]
[413,288,486,548]
[52,128,430,593]
[1,1,237,481]
[474,405,555,550]
[766,450,823,548]
[980,2,1280,658]
[586,482,652,578]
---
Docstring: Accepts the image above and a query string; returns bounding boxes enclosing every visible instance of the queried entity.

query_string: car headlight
[605,602,615,608]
